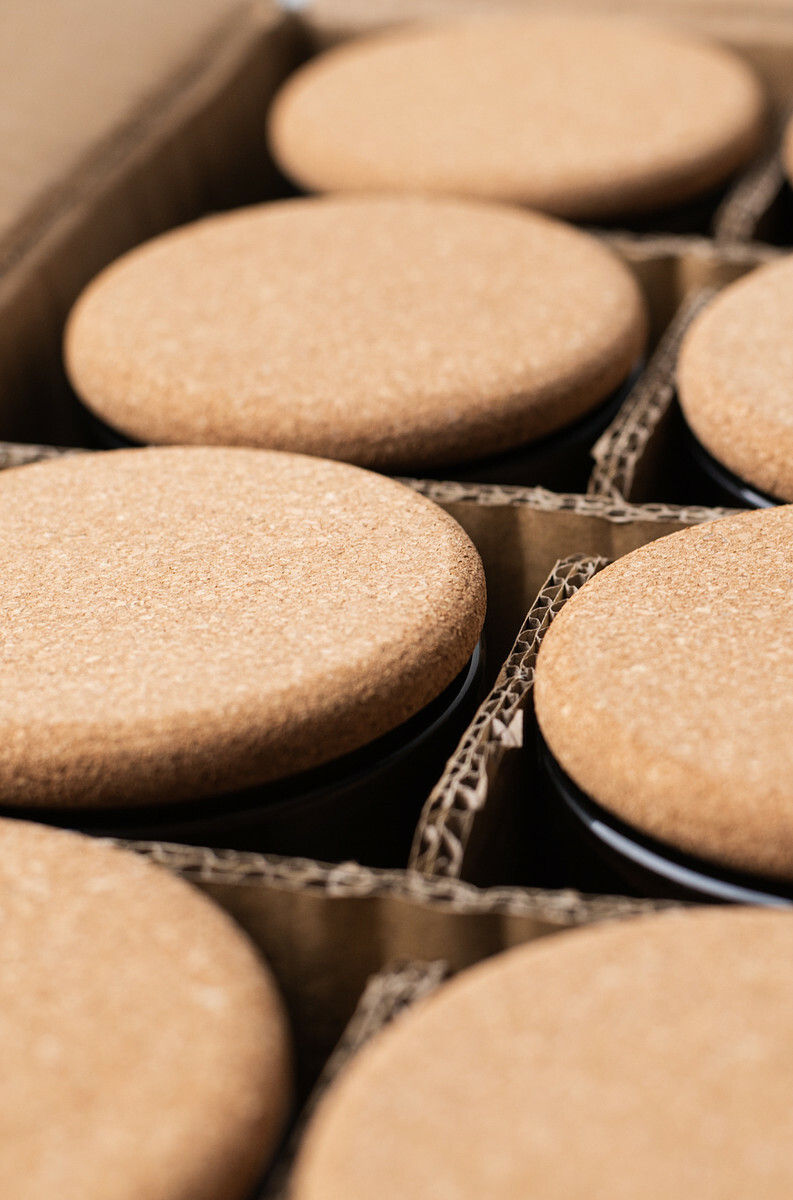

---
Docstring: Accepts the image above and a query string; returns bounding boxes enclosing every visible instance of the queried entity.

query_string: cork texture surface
[292,907,793,1200]
[65,195,646,470]
[0,817,291,1200]
[678,256,793,501]
[535,507,793,879]
[0,446,485,808]
[268,15,766,221]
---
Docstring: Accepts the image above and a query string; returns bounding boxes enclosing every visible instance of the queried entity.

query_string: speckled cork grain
[535,506,793,879]
[64,195,646,470]
[0,818,291,1200]
[292,908,793,1200]
[678,257,793,501]
[268,16,766,222]
[0,446,485,808]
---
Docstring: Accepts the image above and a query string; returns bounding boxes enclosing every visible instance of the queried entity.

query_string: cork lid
[65,196,646,471]
[267,16,766,222]
[292,907,793,1200]
[534,506,793,880]
[0,446,485,808]
[678,257,793,501]
[0,817,291,1200]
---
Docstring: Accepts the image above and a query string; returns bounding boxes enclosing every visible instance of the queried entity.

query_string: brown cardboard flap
[0,7,306,444]
[263,959,449,1198]
[410,555,607,879]
[0,0,256,254]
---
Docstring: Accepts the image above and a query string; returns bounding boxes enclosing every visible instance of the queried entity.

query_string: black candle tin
[76,367,641,493]
[681,417,779,509]
[537,730,793,907]
[3,644,483,868]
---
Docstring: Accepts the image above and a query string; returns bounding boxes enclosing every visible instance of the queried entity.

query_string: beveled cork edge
[713,107,793,244]
[409,555,606,879]
[587,288,731,502]
[261,959,450,1200]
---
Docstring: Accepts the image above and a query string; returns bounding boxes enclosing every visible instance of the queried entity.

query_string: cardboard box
[3,0,791,1109]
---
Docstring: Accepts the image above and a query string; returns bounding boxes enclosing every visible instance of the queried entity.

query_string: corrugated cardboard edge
[587,289,720,501]
[260,959,450,1200]
[409,555,607,878]
[713,108,793,243]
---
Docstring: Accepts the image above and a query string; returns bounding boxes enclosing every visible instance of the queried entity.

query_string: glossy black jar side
[679,417,779,509]
[75,364,642,493]
[1,644,484,868]
[537,729,793,907]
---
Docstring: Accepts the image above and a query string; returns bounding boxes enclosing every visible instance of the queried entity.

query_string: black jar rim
[426,360,643,487]
[537,730,793,907]
[75,362,642,490]
[0,642,483,862]
[681,418,780,509]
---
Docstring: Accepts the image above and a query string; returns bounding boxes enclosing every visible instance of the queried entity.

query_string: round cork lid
[0,446,485,808]
[535,506,793,880]
[0,817,291,1200]
[267,16,766,222]
[292,907,793,1200]
[64,196,646,471]
[678,257,793,501]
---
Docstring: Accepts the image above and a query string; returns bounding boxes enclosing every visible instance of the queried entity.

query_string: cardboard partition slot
[412,477,729,673]
[409,545,726,892]
[587,278,777,506]
[713,111,793,246]
[132,840,672,1100]
[262,959,450,1199]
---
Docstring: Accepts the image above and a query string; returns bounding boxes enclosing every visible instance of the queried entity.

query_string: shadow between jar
[537,729,793,908]
[680,417,780,509]
[73,364,642,493]
[0,644,484,869]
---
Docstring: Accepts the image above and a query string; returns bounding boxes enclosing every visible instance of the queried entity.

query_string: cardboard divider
[410,555,607,881]
[588,290,721,504]
[586,259,789,505]
[132,839,673,1099]
[713,110,793,245]
[261,959,450,1199]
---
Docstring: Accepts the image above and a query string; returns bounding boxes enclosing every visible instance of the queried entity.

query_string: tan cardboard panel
[0,8,305,443]
[0,0,258,252]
